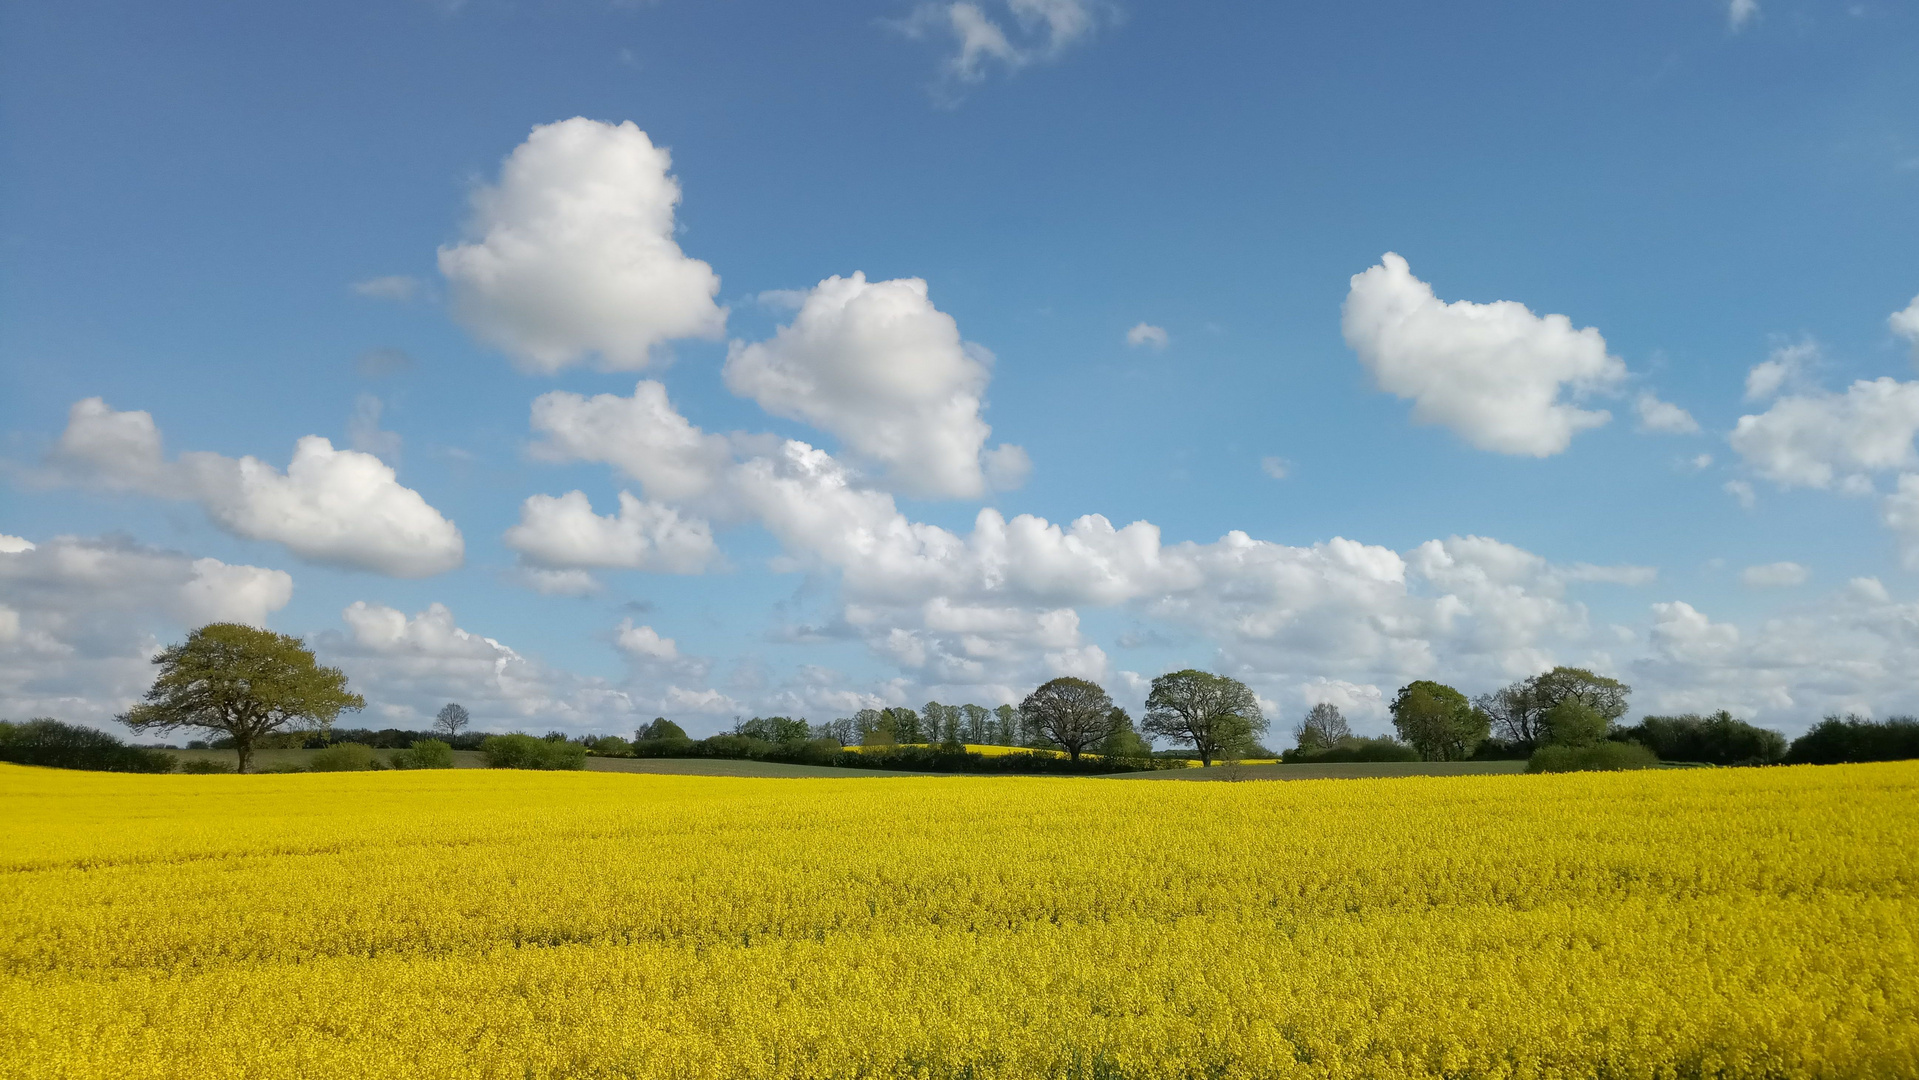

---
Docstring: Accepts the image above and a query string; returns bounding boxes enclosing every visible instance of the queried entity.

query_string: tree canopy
[1389,680,1487,761]
[121,623,364,773]
[636,717,687,741]
[1475,667,1631,752]
[1019,677,1118,761]
[1142,670,1266,767]
[1293,702,1351,752]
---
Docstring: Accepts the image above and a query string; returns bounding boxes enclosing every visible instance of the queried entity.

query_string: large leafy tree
[1019,677,1118,761]
[1142,670,1267,767]
[1475,667,1630,752]
[121,623,364,773]
[1389,680,1488,761]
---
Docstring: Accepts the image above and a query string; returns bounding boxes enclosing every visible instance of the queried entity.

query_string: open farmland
[2,762,1915,1079]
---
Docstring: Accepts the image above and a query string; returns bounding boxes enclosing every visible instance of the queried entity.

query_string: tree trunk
[235,740,253,774]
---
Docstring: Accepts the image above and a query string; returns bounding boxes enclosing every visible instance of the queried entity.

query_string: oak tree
[1142,669,1267,767]
[1019,677,1119,761]
[121,623,364,773]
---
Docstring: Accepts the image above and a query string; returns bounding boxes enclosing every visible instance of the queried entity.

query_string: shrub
[1528,741,1659,773]
[636,717,687,741]
[309,743,381,772]
[481,733,587,770]
[630,735,696,758]
[1785,714,1919,765]
[391,739,455,770]
[1617,712,1787,766]
[1283,737,1420,764]
[588,736,632,758]
[178,758,236,774]
[259,761,310,774]
[0,718,176,773]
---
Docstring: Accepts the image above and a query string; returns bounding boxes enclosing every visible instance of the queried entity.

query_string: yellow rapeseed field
[1,761,1915,1079]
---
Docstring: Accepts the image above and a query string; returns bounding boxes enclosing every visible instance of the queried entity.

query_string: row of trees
[67,622,1919,776]
[1289,666,1870,771]
[793,670,1270,767]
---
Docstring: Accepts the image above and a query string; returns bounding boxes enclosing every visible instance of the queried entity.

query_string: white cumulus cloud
[504,490,717,575]
[1744,338,1818,401]
[1884,475,1919,570]
[1729,377,1919,489]
[1635,392,1700,434]
[1342,253,1626,456]
[724,272,1023,498]
[46,398,463,577]
[529,381,733,503]
[614,619,679,660]
[1892,295,1919,362]
[438,118,725,373]
[0,535,293,725]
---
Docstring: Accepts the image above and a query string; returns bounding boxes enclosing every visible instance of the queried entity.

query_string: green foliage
[733,716,809,743]
[1528,741,1659,773]
[586,735,632,758]
[481,733,588,770]
[178,758,236,774]
[1141,670,1266,767]
[1619,712,1787,766]
[1785,714,1919,765]
[309,743,382,772]
[630,735,697,757]
[1541,698,1610,748]
[258,761,309,774]
[391,739,456,770]
[1390,681,1489,761]
[1095,708,1153,759]
[636,717,687,741]
[1021,677,1120,761]
[120,623,364,773]
[1476,667,1632,752]
[1292,703,1352,753]
[0,718,176,773]
[1283,736,1421,764]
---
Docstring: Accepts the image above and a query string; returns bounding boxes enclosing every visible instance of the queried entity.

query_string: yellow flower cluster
[1,761,1915,1079]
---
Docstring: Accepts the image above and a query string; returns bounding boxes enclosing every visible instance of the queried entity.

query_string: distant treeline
[7,703,1919,777]
[1280,666,1919,773]
[606,718,1187,775]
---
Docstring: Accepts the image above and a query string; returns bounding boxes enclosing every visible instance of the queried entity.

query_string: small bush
[1284,737,1420,764]
[481,733,587,770]
[588,736,631,758]
[178,758,236,774]
[1785,714,1919,765]
[391,739,455,770]
[258,761,309,774]
[1528,741,1659,773]
[309,743,381,772]
[0,718,176,773]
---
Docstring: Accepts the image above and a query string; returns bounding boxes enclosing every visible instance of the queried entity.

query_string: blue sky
[4,0,1917,739]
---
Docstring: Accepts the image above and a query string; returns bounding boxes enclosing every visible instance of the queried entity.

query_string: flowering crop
[1,761,1914,1079]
